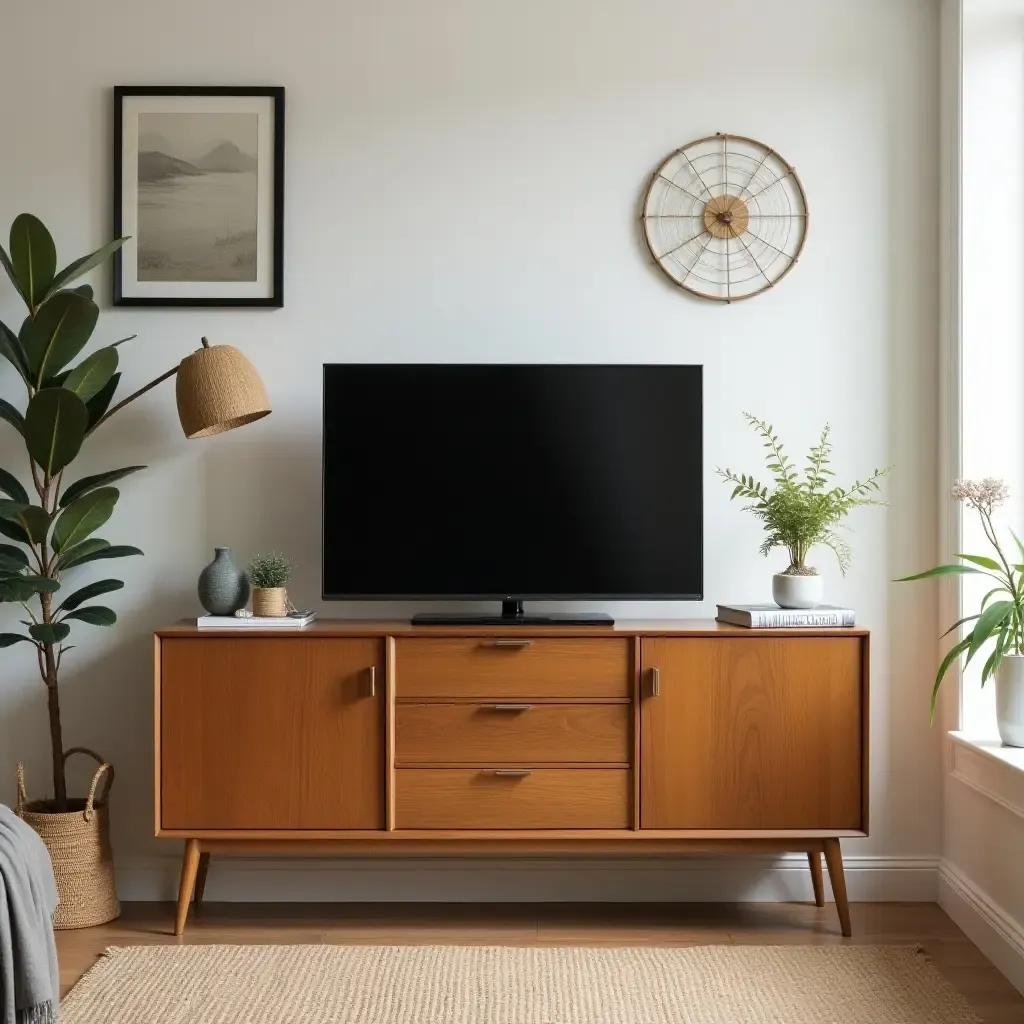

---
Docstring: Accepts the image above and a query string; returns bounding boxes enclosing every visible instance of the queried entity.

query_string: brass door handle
[488,640,533,649]
[484,704,533,712]
[487,769,533,778]
[368,666,376,698]
[650,666,660,698]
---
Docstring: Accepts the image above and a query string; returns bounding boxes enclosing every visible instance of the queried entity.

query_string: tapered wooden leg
[193,852,211,907]
[807,850,825,907]
[823,837,851,937]
[174,839,201,936]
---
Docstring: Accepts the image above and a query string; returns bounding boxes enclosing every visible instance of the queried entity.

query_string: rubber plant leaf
[0,244,29,306]
[9,214,56,307]
[0,469,28,505]
[0,399,25,437]
[61,606,116,626]
[0,545,29,569]
[84,372,120,432]
[0,320,30,384]
[42,237,128,303]
[0,634,34,648]
[55,538,109,570]
[58,579,123,612]
[23,387,88,477]
[29,622,70,645]
[59,543,142,570]
[22,291,98,385]
[64,347,118,403]
[18,576,60,594]
[0,519,30,545]
[51,487,119,553]
[60,466,144,509]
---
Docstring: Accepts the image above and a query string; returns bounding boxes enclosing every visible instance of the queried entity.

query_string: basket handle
[14,762,28,816]
[63,747,114,822]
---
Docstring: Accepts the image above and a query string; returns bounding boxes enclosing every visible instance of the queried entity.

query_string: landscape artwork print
[114,88,284,307]
[137,112,259,283]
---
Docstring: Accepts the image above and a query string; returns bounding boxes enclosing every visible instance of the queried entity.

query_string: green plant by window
[246,551,292,589]
[717,413,889,577]
[898,478,1021,718]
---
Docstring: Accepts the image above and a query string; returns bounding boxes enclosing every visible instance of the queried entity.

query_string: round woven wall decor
[641,133,808,302]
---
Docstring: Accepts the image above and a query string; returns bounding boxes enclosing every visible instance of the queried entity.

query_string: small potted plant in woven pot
[247,552,292,616]
[717,414,889,607]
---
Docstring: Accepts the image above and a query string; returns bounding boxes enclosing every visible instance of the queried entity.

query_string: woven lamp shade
[175,342,271,439]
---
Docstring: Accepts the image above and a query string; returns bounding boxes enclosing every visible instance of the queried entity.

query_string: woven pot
[16,748,120,929]
[253,587,287,617]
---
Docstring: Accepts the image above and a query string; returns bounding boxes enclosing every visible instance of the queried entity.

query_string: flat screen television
[322,364,702,624]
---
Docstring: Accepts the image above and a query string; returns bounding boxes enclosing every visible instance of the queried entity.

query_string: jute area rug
[60,944,979,1024]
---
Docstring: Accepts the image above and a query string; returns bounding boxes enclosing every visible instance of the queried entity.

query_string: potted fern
[717,414,889,608]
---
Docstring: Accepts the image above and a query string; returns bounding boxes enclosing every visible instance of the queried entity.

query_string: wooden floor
[57,901,1023,1022]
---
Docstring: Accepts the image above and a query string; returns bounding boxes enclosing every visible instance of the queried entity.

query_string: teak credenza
[154,620,869,935]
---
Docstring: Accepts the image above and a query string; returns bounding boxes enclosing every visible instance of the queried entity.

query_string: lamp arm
[87,364,179,435]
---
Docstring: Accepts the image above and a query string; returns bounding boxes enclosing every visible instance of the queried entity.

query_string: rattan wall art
[641,133,807,302]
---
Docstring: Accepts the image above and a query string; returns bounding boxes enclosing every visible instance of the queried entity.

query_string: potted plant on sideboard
[717,414,889,608]
[247,552,292,617]
[0,213,272,927]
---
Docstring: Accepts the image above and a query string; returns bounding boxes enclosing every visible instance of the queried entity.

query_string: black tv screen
[322,364,702,601]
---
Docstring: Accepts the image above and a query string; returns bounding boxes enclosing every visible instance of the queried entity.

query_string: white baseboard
[117,853,939,904]
[939,859,1024,996]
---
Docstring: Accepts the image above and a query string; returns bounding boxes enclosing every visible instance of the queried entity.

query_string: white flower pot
[996,654,1024,747]
[772,573,824,609]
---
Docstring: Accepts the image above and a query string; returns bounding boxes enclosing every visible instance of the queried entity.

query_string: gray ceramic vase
[198,547,250,615]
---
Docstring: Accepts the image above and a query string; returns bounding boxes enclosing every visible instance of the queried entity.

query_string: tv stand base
[412,598,614,626]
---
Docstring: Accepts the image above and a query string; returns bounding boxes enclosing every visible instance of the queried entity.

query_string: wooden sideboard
[154,621,869,935]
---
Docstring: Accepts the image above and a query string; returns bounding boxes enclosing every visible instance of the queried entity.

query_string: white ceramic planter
[772,573,824,610]
[996,654,1024,747]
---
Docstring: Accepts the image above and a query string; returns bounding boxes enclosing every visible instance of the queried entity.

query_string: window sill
[949,732,1024,820]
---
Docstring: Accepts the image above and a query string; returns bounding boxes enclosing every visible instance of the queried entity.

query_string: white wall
[939,0,1024,994]
[0,0,941,902]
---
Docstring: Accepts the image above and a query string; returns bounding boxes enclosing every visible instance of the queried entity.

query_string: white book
[197,611,317,629]
[716,604,856,629]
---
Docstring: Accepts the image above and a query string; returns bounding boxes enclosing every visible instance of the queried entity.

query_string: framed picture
[113,86,285,307]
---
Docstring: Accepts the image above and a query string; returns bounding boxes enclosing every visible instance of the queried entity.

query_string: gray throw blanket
[0,805,58,1024]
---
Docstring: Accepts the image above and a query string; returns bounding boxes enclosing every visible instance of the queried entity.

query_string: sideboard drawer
[395,769,630,828]
[395,703,630,764]
[394,638,631,698]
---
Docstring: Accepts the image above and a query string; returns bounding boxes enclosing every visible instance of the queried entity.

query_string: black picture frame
[113,85,285,308]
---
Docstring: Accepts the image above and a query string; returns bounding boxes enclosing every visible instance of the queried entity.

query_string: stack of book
[197,610,317,629]
[716,604,855,629]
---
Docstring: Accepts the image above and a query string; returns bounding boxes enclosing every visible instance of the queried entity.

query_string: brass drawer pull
[485,704,533,712]
[650,666,660,698]
[487,769,533,778]
[368,666,376,697]
[488,640,534,649]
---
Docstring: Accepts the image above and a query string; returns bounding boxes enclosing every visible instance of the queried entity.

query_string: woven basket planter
[252,587,287,617]
[16,748,120,929]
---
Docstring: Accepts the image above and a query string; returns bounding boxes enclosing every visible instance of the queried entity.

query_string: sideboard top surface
[156,619,869,639]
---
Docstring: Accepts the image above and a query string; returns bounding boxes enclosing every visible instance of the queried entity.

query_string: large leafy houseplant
[898,478,1022,718]
[0,214,143,811]
[717,414,889,576]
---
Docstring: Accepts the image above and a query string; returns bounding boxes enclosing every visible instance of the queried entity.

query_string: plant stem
[39,591,66,809]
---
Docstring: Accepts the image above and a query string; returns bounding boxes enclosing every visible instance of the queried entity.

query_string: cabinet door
[161,638,384,830]
[640,637,863,830]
